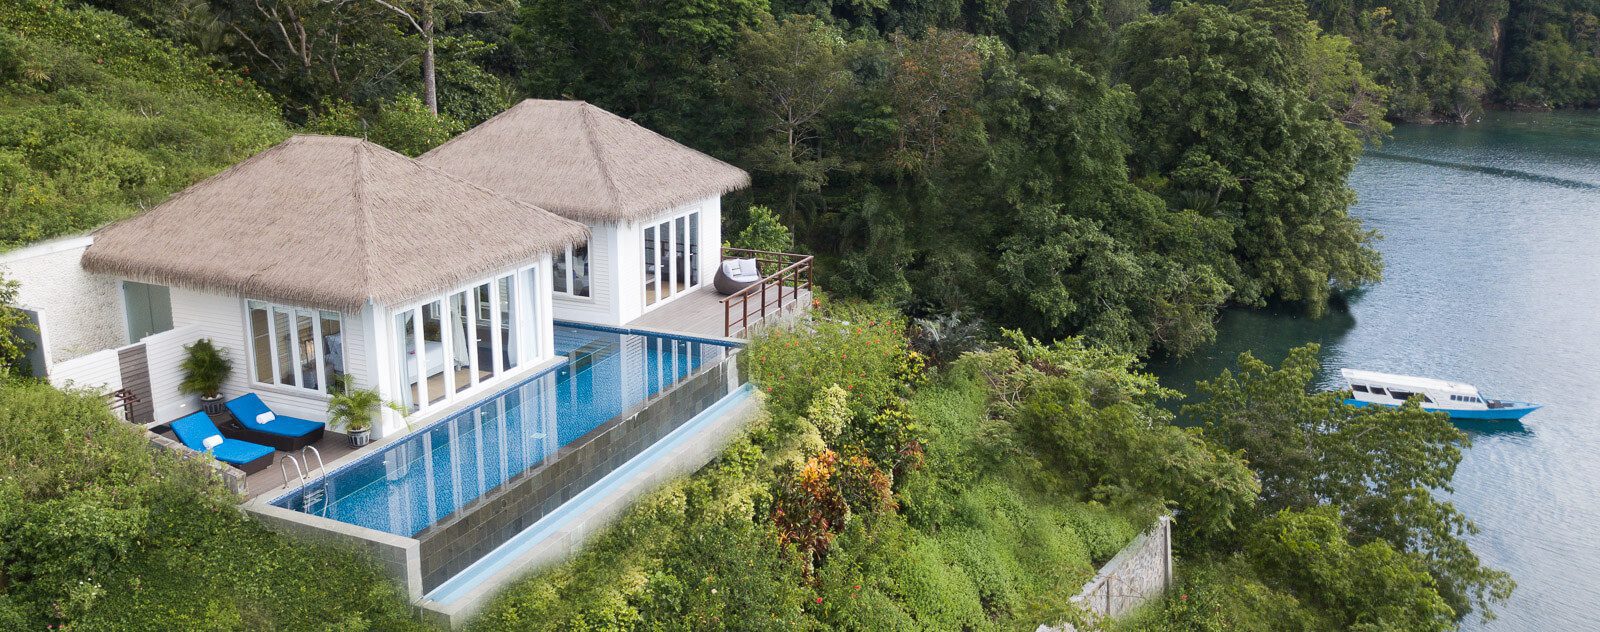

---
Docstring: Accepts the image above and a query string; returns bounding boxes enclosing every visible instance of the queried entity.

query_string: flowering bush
[773,450,850,572]
[746,303,908,417]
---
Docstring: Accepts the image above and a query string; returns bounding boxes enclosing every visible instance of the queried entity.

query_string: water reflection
[276,326,732,536]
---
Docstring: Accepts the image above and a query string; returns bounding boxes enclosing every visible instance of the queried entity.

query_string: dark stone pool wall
[414,350,744,591]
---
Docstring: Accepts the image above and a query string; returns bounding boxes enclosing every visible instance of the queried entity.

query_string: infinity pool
[271,324,736,536]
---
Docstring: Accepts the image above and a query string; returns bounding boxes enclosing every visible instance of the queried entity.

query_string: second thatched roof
[420,100,751,223]
[82,135,589,312]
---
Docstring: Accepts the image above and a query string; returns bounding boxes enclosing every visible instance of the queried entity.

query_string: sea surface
[1151,111,1600,630]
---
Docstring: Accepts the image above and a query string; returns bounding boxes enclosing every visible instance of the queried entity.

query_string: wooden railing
[722,247,814,338]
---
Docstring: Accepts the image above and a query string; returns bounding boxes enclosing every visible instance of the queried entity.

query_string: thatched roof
[420,100,750,223]
[82,135,589,312]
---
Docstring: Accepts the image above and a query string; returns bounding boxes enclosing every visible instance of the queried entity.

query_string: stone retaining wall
[1039,515,1174,631]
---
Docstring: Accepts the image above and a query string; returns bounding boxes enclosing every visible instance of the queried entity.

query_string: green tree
[727,15,855,219]
[1187,344,1514,621]
[1247,508,1456,631]
[966,332,1259,538]
[0,273,33,378]
[304,95,465,156]
[1118,0,1382,313]
[731,205,798,254]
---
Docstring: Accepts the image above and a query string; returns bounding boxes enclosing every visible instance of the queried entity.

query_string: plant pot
[347,428,372,448]
[200,394,227,416]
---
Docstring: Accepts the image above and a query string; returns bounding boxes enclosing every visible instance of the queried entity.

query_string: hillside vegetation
[0,0,286,248]
[0,380,426,630]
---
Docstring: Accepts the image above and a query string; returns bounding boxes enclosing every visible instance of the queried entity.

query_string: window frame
[388,263,542,414]
[551,239,592,299]
[244,299,344,395]
[642,208,702,309]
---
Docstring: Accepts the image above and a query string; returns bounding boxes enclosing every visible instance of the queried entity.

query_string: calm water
[1153,111,1600,630]
[273,325,731,536]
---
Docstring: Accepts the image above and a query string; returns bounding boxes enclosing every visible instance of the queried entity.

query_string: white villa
[0,100,800,440]
[420,99,752,328]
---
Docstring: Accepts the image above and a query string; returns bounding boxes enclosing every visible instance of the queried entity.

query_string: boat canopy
[1340,369,1481,398]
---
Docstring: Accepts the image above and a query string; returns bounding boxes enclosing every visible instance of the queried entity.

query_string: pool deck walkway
[626,284,811,341]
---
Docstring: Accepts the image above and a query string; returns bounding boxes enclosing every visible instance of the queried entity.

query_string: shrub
[772,449,849,571]
[1246,508,1456,631]
[746,302,909,417]
[0,0,286,247]
[731,204,796,255]
[0,381,424,630]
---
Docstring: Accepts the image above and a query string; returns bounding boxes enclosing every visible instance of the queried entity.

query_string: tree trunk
[422,1,437,115]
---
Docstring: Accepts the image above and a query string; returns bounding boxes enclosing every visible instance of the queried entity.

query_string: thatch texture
[82,135,589,312]
[420,100,750,223]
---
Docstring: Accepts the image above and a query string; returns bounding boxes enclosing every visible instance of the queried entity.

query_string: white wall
[0,235,125,365]
[598,195,724,326]
[48,347,123,393]
[168,287,370,423]
[551,222,621,325]
[144,324,204,422]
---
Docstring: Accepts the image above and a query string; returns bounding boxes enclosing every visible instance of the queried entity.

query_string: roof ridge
[418,101,529,160]
[352,140,377,301]
[579,104,625,215]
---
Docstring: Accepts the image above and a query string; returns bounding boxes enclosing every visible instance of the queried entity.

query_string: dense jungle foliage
[467,305,1508,630]
[8,0,1596,353]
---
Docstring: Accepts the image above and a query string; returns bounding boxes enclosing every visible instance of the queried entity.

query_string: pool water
[272,324,735,536]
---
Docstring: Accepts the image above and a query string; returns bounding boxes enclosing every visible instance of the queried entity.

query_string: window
[644,209,702,307]
[392,269,534,413]
[1370,387,1388,396]
[246,300,343,394]
[553,240,591,298]
[1388,390,1417,401]
[1352,384,1370,393]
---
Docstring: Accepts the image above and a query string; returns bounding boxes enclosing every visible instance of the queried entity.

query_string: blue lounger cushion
[168,412,275,466]
[225,393,325,438]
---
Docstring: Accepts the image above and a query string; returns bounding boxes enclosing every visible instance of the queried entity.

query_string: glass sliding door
[642,210,704,309]
[474,283,495,382]
[643,225,658,306]
[388,264,543,415]
[450,291,472,394]
[295,311,318,391]
[688,213,700,287]
[249,301,273,383]
[498,275,518,372]
[395,310,418,412]
[421,301,446,405]
[321,311,345,389]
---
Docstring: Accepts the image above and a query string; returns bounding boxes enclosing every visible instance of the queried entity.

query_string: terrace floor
[627,284,812,340]
[241,432,362,500]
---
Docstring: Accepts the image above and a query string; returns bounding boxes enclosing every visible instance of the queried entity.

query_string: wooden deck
[627,284,812,340]
[239,432,361,500]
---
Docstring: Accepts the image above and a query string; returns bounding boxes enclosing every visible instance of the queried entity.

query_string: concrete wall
[414,351,743,591]
[1038,515,1174,632]
[0,235,125,364]
[245,503,425,601]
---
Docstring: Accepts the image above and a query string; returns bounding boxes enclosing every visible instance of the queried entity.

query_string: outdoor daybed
[714,258,761,295]
[168,412,275,474]
[223,394,326,451]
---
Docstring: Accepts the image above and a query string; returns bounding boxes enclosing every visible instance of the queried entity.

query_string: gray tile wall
[414,353,745,591]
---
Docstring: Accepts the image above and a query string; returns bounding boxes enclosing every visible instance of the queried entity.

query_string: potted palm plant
[179,339,232,415]
[327,375,405,448]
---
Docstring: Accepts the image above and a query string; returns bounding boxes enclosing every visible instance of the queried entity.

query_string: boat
[1340,369,1541,421]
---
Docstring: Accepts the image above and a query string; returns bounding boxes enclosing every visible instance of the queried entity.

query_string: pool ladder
[278,445,329,516]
